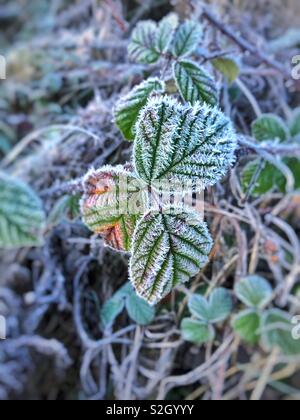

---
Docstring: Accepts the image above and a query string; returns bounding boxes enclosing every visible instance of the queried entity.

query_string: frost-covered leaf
[235,276,273,309]
[181,318,215,344]
[289,108,300,138]
[262,309,300,356]
[252,114,288,143]
[212,57,240,84]
[208,288,232,323]
[0,173,45,249]
[156,14,178,54]
[173,59,218,106]
[128,21,161,64]
[81,166,148,252]
[172,20,203,58]
[134,97,237,190]
[232,309,261,344]
[188,288,232,323]
[114,78,164,141]
[130,208,213,305]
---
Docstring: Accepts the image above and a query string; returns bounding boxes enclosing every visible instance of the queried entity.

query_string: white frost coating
[129,208,213,305]
[114,78,165,140]
[172,20,203,58]
[133,96,237,190]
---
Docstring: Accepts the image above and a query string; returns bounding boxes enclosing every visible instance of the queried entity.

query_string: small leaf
[125,285,156,325]
[212,57,240,84]
[0,173,45,249]
[128,21,161,64]
[101,296,125,329]
[188,288,232,323]
[81,166,148,252]
[262,309,300,356]
[156,14,178,54]
[208,288,232,323]
[235,276,273,309]
[188,294,210,320]
[252,114,288,143]
[130,208,213,305]
[114,78,164,141]
[134,97,237,190]
[181,318,215,344]
[232,309,261,344]
[241,159,285,197]
[173,59,218,106]
[289,108,300,138]
[172,20,203,58]
[47,195,80,227]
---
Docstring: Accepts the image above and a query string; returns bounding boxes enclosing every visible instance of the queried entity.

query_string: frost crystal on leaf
[129,208,213,305]
[0,173,46,249]
[114,78,165,141]
[172,20,203,58]
[81,165,148,252]
[128,21,161,64]
[133,96,237,190]
[173,59,219,106]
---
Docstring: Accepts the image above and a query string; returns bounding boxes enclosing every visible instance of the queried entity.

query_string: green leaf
[134,97,237,189]
[252,114,289,143]
[101,296,125,329]
[181,318,215,344]
[81,165,148,252]
[130,208,213,305]
[47,195,80,227]
[286,158,300,189]
[173,59,218,106]
[262,309,300,356]
[188,288,232,323]
[212,57,240,84]
[232,309,261,344]
[188,294,210,320]
[128,21,161,64]
[172,20,203,58]
[125,285,156,325]
[101,282,155,327]
[208,288,232,323]
[114,78,164,141]
[0,173,45,249]
[235,276,273,309]
[156,14,178,54]
[289,108,300,138]
[241,159,286,197]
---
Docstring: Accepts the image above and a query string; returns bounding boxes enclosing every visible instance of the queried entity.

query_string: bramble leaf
[252,114,288,143]
[156,14,178,54]
[128,21,161,64]
[235,276,273,309]
[81,166,148,252]
[181,318,215,344]
[101,295,125,329]
[129,208,213,305]
[232,309,261,344]
[173,59,218,106]
[212,57,240,84]
[0,173,45,249]
[172,20,203,58]
[188,294,210,321]
[114,78,164,141]
[262,309,300,356]
[134,97,237,189]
